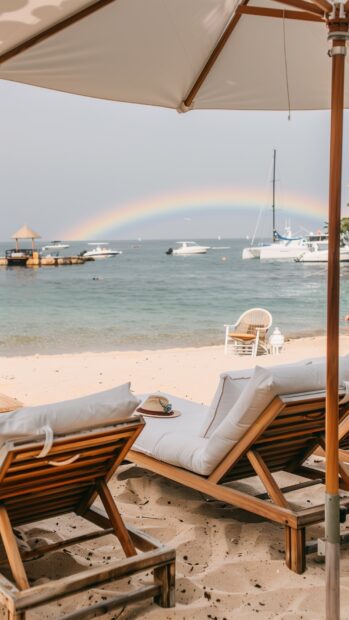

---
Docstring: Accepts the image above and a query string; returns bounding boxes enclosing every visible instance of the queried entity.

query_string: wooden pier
[1,251,87,267]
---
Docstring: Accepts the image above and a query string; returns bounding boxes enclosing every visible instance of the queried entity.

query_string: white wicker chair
[224,308,272,356]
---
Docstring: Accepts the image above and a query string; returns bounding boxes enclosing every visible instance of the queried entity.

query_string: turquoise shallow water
[0,238,348,356]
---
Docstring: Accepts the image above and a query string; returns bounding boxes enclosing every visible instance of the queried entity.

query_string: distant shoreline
[0,328,333,358]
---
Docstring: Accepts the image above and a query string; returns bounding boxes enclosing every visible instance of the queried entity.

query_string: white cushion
[200,369,253,438]
[200,356,337,440]
[138,356,349,477]
[154,358,341,476]
[154,366,275,475]
[0,383,140,447]
[133,392,208,456]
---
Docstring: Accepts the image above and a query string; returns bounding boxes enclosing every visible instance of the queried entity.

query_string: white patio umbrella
[0,1,347,617]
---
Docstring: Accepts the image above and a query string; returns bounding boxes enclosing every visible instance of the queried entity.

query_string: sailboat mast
[272,149,276,243]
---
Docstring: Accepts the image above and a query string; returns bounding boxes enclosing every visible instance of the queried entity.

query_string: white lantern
[269,328,285,355]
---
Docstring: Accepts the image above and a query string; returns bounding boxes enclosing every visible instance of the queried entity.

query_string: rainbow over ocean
[62,186,327,240]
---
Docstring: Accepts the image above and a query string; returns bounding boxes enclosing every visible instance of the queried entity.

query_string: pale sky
[1,79,349,241]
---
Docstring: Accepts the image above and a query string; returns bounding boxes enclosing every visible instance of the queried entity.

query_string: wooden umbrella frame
[0,1,347,617]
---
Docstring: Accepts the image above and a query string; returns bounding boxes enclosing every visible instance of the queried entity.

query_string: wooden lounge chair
[129,389,349,574]
[0,416,175,619]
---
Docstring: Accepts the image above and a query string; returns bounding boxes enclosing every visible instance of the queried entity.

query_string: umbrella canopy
[0,2,347,618]
[0,0,347,111]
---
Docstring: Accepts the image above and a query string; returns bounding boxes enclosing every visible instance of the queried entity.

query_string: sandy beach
[1,336,349,619]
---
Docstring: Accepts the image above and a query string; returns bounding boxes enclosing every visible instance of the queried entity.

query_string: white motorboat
[166,241,210,256]
[83,243,122,258]
[295,242,349,263]
[42,240,70,250]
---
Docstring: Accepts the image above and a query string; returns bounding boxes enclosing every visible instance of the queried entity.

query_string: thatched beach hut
[11,225,41,251]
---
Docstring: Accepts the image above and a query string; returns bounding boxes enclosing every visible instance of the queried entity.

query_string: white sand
[1,335,349,619]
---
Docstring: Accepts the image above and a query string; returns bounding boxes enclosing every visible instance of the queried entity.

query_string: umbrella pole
[326,21,348,620]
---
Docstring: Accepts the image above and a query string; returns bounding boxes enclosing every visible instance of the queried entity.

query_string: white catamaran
[242,150,327,261]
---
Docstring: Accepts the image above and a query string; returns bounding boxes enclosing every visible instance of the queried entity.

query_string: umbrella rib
[310,0,332,12]
[182,0,249,109]
[238,6,324,21]
[272,0,325,16]
[0,0,118,65]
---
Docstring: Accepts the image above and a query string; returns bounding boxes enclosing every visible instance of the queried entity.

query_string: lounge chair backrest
[200,359,325,438]
[153,358,349,476]
[0,382,139,448]
[218,392,349,484]
[0,417,144,527]
[202,362,328,474]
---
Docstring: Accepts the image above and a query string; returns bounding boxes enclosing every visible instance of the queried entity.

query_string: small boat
[166,241,210,256]
[295,242,349,263]
[42,240,70,250]
[83,243,122,259]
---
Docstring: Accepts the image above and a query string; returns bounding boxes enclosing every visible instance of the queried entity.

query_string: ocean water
[0,239,348,356]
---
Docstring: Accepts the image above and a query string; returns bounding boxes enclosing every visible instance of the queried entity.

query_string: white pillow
[200,357,330,440]
[0,382,140,447]
[196,360,329,475]
[200,370,253,438]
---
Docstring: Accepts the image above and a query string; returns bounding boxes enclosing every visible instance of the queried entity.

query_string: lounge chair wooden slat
[11,438,127,462]
[338,463,349,487]
[0,415,176,618]
[129,390,349,574]
[4,456,116,483]
[338,448,349,462]
[8,427,135,465]
[4,482,90,505]
[8,444,119,473]
[11,507,79,528]
[6,492,83,513]
[256,437,315,452]
[0,468,110,498]
[260,421,327,437]
[9,496,84,517]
